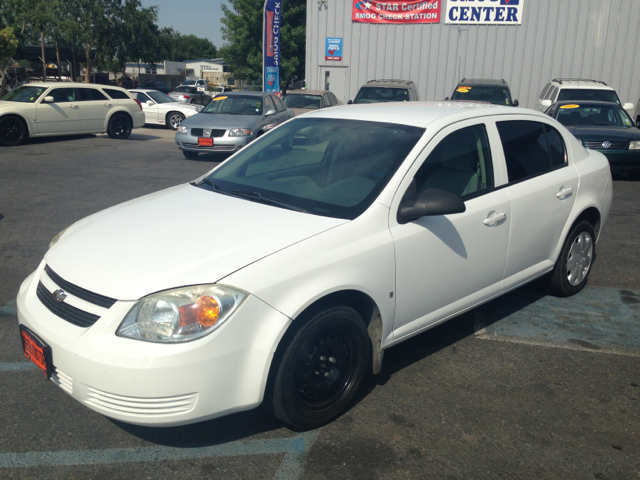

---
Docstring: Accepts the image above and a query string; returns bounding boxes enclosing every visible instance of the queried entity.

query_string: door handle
[556,187,573,199]
[68,103,78,108]
[483,212,507,226]
[104,103,112,107]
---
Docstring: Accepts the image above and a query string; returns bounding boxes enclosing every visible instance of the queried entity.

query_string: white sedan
[130,89,201,130]
[0,83,145,146]
[16,103,612,430]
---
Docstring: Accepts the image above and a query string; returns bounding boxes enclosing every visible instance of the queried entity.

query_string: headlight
[49,226,70,248]
[117,285,247,343]
[177,125,188,134]
[229,128,252,137]
[629,141,640,150]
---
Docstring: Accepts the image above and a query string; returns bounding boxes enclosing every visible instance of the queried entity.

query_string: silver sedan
[169,86,211,105]
[175,92,294,159]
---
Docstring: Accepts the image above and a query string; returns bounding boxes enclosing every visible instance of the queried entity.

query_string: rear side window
[78,88,107,101]
[545,86,557,101]
[103,88,130,100]
[497,121,566,183]
[539,83,552,100]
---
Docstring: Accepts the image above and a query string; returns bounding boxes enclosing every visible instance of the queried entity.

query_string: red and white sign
[352,0,440,24]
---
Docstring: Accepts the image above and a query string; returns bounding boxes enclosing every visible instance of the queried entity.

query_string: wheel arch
[0,113,30,137]
[552,205,602,265]
[106,109,133,130]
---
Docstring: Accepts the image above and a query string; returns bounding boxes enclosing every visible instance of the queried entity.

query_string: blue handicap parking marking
[478,286,640,355]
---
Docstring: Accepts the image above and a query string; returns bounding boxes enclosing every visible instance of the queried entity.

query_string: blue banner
[263,0,281,93]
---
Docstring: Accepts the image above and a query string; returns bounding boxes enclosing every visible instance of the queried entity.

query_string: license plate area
[198,137,213,147]
[19,325,53,378]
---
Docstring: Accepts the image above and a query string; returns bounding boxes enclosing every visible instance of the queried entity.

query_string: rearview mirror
[397,188,466,225]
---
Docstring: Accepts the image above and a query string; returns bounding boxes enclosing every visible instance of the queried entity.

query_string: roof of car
[362,79,415,88]
[24,82,124,89]
[550,79,613,89]
[552,100,624,108]
[457,78,509,87]
[215,91,270,97]
[285,89,326,95]
[129,89,162,93]
[300,102,547,128]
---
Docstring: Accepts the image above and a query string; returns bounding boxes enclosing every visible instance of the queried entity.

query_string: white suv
[537,78,634,114]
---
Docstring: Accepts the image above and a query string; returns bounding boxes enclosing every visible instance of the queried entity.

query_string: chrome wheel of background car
[543,220,596,297]
[566,231,593,286]
[107,113,132,140]
[0,116,27,146]
[168,112,185,130]
[281,133,294,151]
[269,306,370,431]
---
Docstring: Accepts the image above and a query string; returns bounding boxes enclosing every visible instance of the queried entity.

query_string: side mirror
[541,99,552,108]
[265,108,277,116]
[347,100,353,105]
[623,102,634,111]
[445,97,449,101]
[43,96,54,103]
[397,188,466,225]
[513,99,519,107]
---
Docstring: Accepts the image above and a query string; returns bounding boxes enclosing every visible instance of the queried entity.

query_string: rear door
[492,119,578,289]
[76,87,111,132]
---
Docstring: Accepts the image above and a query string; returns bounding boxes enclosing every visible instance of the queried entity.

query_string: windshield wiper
[227,190,306,212]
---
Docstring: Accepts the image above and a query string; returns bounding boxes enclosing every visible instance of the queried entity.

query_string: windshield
[1,85,47,103]
[557,89,620,104]
[182,80,197,86]
[283,94,323,109]
[199,118,424,219]
[354,87,410,104]
[147,91,176,103]
[555,104,634,127]
[176,86,197,94]
[202,95,262,115]
[451,86,512,105]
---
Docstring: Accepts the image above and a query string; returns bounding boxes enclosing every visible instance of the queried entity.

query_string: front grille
[190,128,225,138]
[181,143,235,151]
[85,388,197,416]
[585,141,627,150]
[45,266,116,308]
[36,282,100,328]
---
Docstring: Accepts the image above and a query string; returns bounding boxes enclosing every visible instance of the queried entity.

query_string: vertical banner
[325,38,343,61]
[263,0,281,94]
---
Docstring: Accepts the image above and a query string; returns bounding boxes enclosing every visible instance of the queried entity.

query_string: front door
[36,87,84,134]
[390,121,511,340]
[319,67,349,105]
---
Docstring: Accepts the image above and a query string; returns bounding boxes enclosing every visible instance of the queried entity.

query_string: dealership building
[305,0,640,109]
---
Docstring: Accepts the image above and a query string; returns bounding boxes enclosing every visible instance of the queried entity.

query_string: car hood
[45,184,346,300]
[181,113,263,129]
[565,125,640,141]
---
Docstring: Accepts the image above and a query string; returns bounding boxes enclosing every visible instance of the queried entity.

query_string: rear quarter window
[103,88,131,100]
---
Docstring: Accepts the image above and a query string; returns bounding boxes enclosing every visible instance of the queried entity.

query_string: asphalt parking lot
[0,127,639,480]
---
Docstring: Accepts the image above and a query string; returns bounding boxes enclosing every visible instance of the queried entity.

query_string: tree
[220,0,305,86]
[0,27,19,96]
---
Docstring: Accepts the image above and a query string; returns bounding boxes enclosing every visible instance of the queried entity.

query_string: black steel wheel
[107,113,132,139]
[543,220,595,297]
[0,115,27,146]
[182,150,199,159]
[269,306,370,430]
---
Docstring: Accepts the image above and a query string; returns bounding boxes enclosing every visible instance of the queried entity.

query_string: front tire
[182,150,198,159]
[107,113,132,139]
[544,220,595,297]
[167,112,185,130]
[269,306,370,431]
[0,115,27,146]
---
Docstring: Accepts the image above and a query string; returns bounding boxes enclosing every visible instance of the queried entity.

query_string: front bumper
[16,261,291,427]
[594,149,640,172]
[175,131,254,153]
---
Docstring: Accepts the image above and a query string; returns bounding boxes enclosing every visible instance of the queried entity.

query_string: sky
[140,0,229,51]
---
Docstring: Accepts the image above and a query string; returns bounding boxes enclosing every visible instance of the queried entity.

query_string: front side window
[1,85,46,103]
[48,88,77,103]
[201,118,424,219]
[409,124,494,200]
[146,91,176,104]
[354,87,410,104]
[133,92,151,103]
[202,95,263,115]
[497,120,566,183]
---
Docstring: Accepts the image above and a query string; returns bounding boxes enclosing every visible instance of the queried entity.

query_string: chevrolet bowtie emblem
[53,289,67,302]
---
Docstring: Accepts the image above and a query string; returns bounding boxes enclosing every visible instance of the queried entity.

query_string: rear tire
[107,113,132,139]
[269,306,370,431]
[0,115,27,146]
[543,220,595,297]
[182,150,198,159]
[167,112,185,130]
